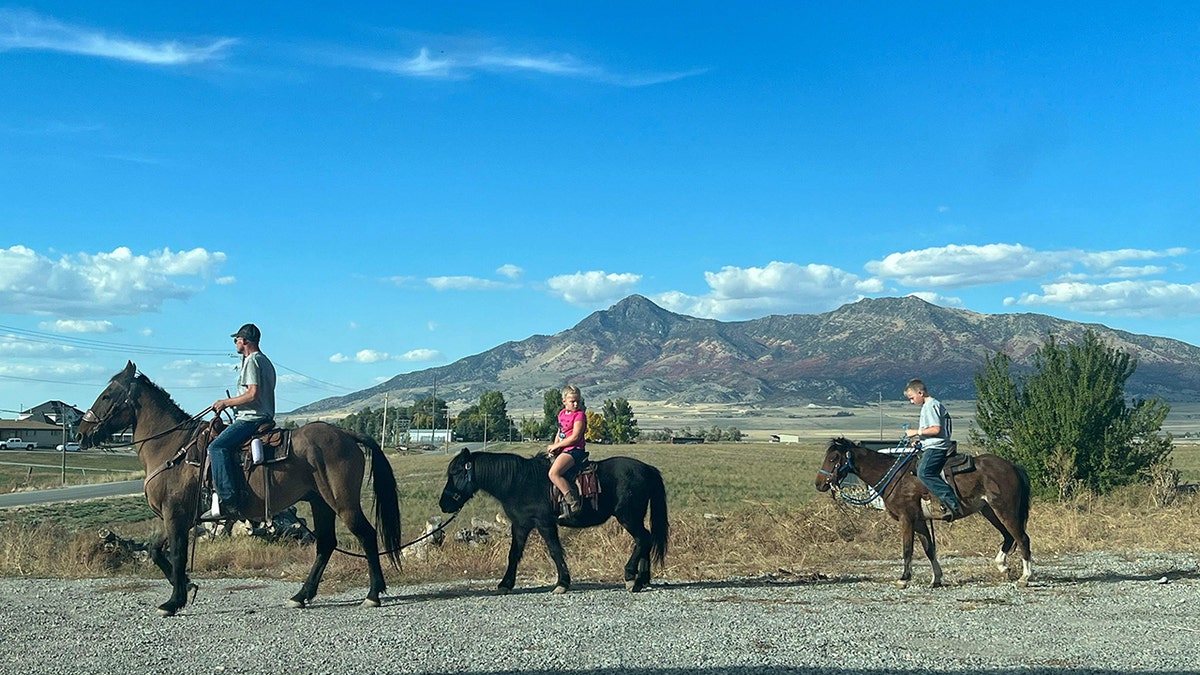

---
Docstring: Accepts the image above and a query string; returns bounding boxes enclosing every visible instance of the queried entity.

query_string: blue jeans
[917,444,961,513]
[208,418,259,505]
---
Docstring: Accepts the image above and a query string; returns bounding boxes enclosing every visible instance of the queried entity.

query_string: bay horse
[438,447,668,594]
[78,361,402,616]
[815,437,1032,588]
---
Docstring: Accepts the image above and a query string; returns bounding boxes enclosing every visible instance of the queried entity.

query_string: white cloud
[0,245,227,317]
[427,276,512,291]
[1008,280,1200,318]
[339,44,704,87]
[655,261,881,320]
[329,348,443,364]
[866,244,1066,288]
[497,264,524,280]
[546,271,642,305]
[0,334,81,358]
[867,244,1189,289]
[0,9,236,65]
[38,319,118,334]
[216,276,237,285]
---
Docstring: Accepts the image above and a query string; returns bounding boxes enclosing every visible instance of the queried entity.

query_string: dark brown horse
[815,437,1032,588]
[78,362,402,616]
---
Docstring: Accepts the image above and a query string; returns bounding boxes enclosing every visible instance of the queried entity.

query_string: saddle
[911,444,975,504]
[550,460,601,513]
[189,418,293,489]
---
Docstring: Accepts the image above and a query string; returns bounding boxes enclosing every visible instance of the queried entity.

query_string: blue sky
[2,3,1198,416]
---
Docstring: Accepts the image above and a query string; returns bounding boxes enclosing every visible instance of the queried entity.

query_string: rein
[293,510,461,559]
[825,443,920,507]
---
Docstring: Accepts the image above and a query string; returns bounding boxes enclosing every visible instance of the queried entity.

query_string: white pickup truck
[0,437,36,450]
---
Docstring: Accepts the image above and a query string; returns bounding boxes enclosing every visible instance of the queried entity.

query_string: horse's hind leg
[616,508,653,592]
[339,504,386,607]
[979,505,1016,573]
[291,500,337,609]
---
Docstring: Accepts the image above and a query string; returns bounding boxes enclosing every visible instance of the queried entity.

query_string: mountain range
[289,295,1200,417]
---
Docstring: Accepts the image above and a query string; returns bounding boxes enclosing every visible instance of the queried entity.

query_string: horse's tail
[1014,462,1032,530]
[353,431,403,568]
[647,466,669,566]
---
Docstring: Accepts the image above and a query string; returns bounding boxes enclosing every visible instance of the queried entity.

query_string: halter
[443,459,476,504]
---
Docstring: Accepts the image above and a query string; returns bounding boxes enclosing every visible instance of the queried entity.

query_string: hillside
[289,295,1200,416]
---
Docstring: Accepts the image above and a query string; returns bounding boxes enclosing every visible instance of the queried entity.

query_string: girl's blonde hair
[561,384,583,408]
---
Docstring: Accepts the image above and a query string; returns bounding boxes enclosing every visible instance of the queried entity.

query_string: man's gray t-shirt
[235,352,276,422]
[918,396,951,451]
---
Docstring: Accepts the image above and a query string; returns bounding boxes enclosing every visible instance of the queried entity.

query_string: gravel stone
[0,551,1196,674]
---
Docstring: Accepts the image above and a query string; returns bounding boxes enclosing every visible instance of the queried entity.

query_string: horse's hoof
[361,598,381,608]
[895,580,909,589]
[930,581,943,589]
[1016,578,1030,588]
[156,606,177,618]
[552,585,568,595]
[287,598,306,609]
[625,580,637,591]
[495,587,511,595]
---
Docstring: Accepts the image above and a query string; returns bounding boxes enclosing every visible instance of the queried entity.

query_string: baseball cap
[231,323,261,342]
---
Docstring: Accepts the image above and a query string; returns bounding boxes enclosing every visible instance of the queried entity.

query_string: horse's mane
[470,450,548,490]
[828,436,858,451]
[129,372,191,424]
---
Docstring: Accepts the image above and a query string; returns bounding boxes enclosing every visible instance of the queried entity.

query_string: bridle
[84,378,213,448]
[817,449,855,488]
[820,442,920,507]
[442,459,476,505]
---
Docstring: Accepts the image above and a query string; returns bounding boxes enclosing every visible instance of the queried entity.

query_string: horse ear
[456,447,471,459]
[123,361,137,377]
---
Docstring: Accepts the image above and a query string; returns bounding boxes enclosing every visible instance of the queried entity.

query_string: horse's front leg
[291,500,336,608]
[537,523,572,594]
[913,519,943,588]
[154,518,193,617]
[498,522,533,594]
[896,516,915,589]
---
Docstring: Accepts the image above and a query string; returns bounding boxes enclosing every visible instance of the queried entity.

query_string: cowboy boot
[560,486,582,519]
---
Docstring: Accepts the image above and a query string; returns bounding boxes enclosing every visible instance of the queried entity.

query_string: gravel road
[0,551,1196,675]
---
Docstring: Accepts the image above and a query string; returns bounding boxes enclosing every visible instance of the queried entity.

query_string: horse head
[814,437,857,492]
[439,447,477,513]
[78,361,142,449]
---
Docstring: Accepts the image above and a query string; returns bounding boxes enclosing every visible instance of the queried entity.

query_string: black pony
[439,448,668,593]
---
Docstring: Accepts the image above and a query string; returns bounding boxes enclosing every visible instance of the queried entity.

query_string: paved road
[0,479,142,508]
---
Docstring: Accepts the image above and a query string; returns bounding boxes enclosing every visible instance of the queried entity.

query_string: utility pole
[878,391,883,441]
[58,402,68,485]
[381,393,389,449]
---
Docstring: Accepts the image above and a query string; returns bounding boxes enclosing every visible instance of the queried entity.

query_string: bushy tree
[971,330,1173,496]
[601,398,640,444]
[585,410,606,443]
[540,389,565,440]
[454,391,516,443]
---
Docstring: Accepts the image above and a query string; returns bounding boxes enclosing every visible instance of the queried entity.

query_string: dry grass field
[1,435,1197,592]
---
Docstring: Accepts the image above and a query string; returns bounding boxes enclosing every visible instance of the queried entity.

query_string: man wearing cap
[201,323,277,521]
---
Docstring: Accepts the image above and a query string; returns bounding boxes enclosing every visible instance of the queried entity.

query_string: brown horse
[814,437,1032,588]
[78,361,402,616]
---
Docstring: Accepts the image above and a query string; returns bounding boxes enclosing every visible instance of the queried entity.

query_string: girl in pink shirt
[547,385,588,517]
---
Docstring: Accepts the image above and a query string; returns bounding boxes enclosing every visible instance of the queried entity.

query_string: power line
[0,323,228,357]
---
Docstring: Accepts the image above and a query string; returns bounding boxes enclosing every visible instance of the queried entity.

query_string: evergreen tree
[601,397,640,444]
[971,330,1173,496]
